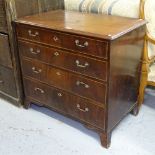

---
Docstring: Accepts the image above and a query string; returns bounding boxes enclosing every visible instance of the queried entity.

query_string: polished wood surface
[108,27,145,131]
[17,24,62,47]
[14,10,146,148]
[62,33,108,59]
[17,24,109,59]
[19,40,107,81]
[24,78,105,129]
[15,10,146,40]
[21,58,107,104]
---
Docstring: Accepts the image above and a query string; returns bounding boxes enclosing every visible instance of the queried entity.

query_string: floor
[0,89,155,155]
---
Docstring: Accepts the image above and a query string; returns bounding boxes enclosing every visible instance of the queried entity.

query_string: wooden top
[15,10,146,40]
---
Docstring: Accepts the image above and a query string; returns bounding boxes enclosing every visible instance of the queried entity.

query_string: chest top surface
[15,10,146,40]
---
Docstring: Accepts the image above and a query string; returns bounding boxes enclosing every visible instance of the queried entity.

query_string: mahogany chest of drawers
[14,10,146,148]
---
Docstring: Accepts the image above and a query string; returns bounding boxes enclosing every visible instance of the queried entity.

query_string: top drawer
[62,34,108,59]
[16,24,62,47]
[16,24,108,59]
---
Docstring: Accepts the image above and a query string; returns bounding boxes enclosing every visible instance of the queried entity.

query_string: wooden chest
[14,10,146,148]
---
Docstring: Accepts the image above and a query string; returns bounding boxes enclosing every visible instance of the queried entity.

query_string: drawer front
[62,34,108,59]
[0,0,7,33]
[21,58,46,81]
[16,24,108,59]
[22,59,107,104]
[24,78,105,129]
[16,24,62,47]
[19,41,107,81]
[0,33,12,68]
[0,65,17,97]
[24,78,66,112]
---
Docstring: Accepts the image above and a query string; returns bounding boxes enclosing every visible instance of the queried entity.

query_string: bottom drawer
[24,78,105,129]
[0,65,17,97]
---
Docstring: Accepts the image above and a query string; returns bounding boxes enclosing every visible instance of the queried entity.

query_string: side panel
[108,27,145,131]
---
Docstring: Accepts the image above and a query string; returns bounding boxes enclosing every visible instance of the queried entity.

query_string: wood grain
[19,40,108,81]
[15,10,147,40]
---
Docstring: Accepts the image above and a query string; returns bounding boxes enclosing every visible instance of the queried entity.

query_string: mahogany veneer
[14,10,146,148]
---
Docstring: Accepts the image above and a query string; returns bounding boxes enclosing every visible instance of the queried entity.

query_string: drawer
[0,65,17,97]
[16,24,108,59]
[21,58,47,81]
[24,78,105,129]
[16,24,62,47]
[0,33,12,68]
[62,34,108,59]
[19,41,107,81]
[24,77,66,112]
[22,58,107,104]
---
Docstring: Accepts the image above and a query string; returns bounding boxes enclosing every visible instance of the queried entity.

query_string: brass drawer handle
[75,60,89,68]
[57,93,63,97]
[53,36,59,42]
[34,88,44,94]
[75,40,89,48]
[28,30,39,37]
[54,52,60,56]
[76,81,90,89]
[56,72,61,76]
[32,67,42,74]
[30,48,40,55]
[77,104,89,112]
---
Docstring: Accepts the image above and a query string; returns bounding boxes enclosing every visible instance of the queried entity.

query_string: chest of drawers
[14,10,146,148]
